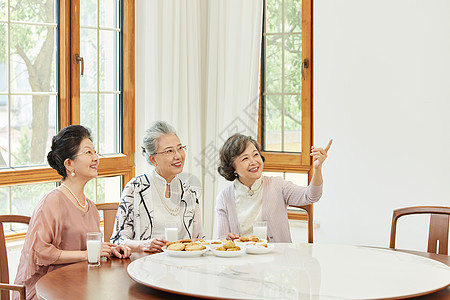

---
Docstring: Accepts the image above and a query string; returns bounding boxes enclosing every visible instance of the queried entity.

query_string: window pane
[80,93,98,146]
[10,24,57,93]
[284,95,301,152]
[97,176,122,203]
[265,0,282,33]
[0,186,7,215]
[285,172,308,186]
[0,24,6,92]
[10,95,57,166]
[99,94,119,154]
[0,95,6,168]
[264,95,282,151]
[80,28,98,91]
[265,35,282,93]
[85,176,122,204]
[11,181,56,217]
[80,0,98,27]
[100,0,119,29]
[10,0,56,23]
[284,0,302,33]
[284,34,301,93]
[0,0,6,20]
[99,31,119,92]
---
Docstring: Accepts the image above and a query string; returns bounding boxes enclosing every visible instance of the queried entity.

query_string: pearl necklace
[61,183,87,209]
[151,177,181,216]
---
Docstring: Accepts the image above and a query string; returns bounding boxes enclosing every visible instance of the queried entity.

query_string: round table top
[35,243,450,300]
[127,243,450,300]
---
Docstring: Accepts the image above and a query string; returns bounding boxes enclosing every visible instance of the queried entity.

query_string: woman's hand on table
[140,238,168,253]
[226,232,239,240]
[99,242,131,259]
[100,242,115,258]
[111,244,132,258]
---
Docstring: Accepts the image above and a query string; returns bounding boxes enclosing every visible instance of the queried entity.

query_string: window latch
[301,59,309,80]
[74,53,84,77]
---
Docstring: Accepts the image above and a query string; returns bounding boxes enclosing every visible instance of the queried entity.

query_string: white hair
[142,121,177,165]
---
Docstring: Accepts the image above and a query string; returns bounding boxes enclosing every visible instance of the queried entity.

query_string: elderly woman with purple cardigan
[215,134,332,243]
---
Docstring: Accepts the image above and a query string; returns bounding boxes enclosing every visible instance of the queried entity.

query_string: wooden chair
[288,204,314,243]
[96,203,119,242]
[0,284,25,300]
[0,215,30,300]
[390,206,450,255]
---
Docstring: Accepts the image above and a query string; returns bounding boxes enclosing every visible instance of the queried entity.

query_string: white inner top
[234,176,263,236]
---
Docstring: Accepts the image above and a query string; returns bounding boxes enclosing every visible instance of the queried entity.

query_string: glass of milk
[86,232,102,267]
[253,221,267,240]
[164,222,178,241]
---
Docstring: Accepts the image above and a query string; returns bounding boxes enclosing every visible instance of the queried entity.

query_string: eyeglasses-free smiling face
[149,133,186,182]
[233,142,264,188]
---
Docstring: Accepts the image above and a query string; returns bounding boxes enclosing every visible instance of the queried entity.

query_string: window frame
[260,0,313,176]
[0,0,135,188]
[259,0,313,222]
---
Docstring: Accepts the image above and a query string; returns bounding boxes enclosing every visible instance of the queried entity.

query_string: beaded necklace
[151,176,181,216]
[61,183,87,209]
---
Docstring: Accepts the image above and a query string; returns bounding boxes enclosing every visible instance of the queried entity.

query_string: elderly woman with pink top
[215,133,332,243]
[14,125,131,300]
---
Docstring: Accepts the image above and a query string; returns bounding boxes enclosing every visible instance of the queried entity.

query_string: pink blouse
[14,189,100,300]
[215,176,323,242]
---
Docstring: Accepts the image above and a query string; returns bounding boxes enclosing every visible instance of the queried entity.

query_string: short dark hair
[47,125,92,179]
[217,133,265,181]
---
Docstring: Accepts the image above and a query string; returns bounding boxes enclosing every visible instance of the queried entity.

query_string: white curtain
[135,0,263,238]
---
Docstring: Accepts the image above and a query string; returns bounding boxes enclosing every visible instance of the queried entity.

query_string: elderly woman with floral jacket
[111,121,204,252]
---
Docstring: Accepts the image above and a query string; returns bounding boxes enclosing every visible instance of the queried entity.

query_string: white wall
[313,0,450,251]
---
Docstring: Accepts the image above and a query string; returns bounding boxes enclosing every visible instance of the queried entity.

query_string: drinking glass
[165,222,178,241]
[253,221,268,240]
[86,232,102,267]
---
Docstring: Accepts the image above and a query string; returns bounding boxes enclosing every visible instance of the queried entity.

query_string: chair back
[288,204,314,243]
[96,203,119,242]
[390,206,450,255]
[0,283,25,300]
[0,215,30,300]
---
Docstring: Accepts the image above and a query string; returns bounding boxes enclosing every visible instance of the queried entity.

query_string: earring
[71,170,75,176]
[234,172,238,177]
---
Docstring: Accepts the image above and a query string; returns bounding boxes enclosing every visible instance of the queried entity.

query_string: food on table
[223,240,235,249]
[185,243,205,251]
[167,243,186,251]
[215,240,241,251]
[196,239,212,245]
[236,235,263,243]
[165,239,207,251]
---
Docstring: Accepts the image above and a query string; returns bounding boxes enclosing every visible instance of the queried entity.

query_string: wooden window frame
[260,0,313,175]
[260,0,313,220]
[0,0,135,188]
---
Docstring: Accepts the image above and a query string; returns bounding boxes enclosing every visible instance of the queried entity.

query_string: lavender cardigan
[215,176,323,242]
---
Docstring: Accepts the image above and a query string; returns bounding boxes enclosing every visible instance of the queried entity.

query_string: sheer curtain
[135,0,263,238]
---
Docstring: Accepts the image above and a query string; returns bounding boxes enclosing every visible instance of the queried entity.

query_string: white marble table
[127,243,450,300]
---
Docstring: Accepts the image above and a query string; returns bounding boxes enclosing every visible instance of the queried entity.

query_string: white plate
[245,243,274,254]
[210,247,246,257]
[162,246,208,257]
